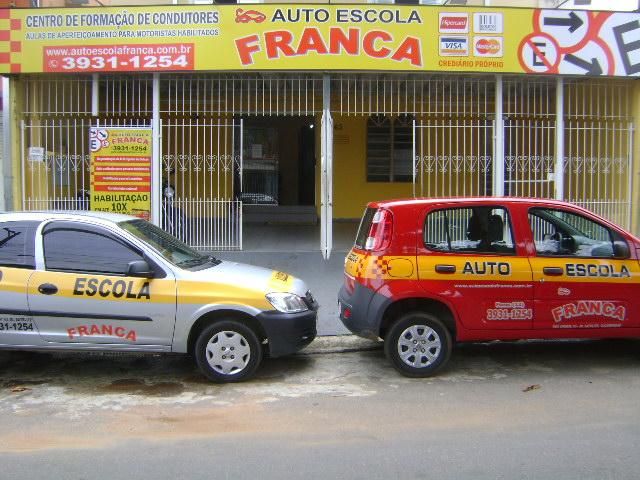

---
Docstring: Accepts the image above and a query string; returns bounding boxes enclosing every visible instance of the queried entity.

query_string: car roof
[0,210,137,225]
[371,197,584,210]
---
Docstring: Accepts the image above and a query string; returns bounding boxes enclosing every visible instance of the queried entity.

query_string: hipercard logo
[439,13,468,33]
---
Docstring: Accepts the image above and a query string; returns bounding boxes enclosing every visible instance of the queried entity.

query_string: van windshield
[119,219,219,269]
[354,207,377,249]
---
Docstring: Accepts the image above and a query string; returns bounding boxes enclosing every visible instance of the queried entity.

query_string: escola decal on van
[566,264,631,278]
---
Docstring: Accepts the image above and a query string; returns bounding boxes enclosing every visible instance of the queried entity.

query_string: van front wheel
[385,313,452,378]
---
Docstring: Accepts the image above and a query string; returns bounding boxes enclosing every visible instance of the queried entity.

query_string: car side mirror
[127,260,155,278]
[613,241,630,259]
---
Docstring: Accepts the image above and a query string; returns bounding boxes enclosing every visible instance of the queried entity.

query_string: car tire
[194,320,263,383]
[384,312,452,378]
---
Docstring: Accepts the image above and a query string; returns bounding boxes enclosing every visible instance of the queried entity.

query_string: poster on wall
[0,6,637,76]
[89,127,152,220]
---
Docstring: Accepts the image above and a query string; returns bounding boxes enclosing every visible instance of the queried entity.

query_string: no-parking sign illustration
[520,9,640,76]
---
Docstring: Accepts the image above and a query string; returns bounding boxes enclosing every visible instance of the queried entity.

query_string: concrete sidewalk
[300,335,381,355]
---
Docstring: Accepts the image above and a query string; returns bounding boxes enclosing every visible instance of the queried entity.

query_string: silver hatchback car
[0,211,317,382]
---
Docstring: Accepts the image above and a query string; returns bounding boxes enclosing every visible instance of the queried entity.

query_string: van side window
[424,207,515,254]
[528,208,627,258]
[0,221,39,269]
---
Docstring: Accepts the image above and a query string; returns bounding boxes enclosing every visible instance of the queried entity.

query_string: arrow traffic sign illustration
[544,12,584,33]
[564,54,603,75]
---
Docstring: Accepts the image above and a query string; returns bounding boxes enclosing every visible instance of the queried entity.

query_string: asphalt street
[0,338,639,480]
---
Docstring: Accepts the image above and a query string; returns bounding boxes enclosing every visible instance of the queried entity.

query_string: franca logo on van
[439,13,468,33]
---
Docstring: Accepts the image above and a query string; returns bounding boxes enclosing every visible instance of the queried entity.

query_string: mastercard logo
[475,38,501,55]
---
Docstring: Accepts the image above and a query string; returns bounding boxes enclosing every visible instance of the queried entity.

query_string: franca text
[235,27,422,67]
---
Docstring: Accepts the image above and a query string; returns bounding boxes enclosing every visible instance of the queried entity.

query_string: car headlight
[265,292,308,313]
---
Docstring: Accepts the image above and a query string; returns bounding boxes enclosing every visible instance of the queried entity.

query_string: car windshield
[119,219,219,269]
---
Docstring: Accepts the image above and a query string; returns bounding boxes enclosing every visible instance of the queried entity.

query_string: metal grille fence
[331,74,495,116]
[414,119,494,198]
[160,73,324,116]
[563,79,634,228]
[23,75,93,116]
[563,120,633,227]
[503,119,556,198]
[161,118,242,250]
[21,118,149,212]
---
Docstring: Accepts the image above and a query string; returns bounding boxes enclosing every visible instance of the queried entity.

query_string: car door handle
[543,267,564,276]
[38,283,58,295]
[435,264,456,274]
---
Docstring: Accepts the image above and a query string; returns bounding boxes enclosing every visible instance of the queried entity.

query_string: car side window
[0,221,39,269]
[424,207,515,254]
[528,208,627,258]
[43,222,144,275]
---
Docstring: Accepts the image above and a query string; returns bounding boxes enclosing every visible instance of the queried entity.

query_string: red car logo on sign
[235,8,267,24]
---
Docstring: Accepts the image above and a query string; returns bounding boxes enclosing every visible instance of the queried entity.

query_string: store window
[366,114,413,183]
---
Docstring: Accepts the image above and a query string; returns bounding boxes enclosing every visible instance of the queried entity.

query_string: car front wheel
[385,312,452,377]
[194,320,263,383]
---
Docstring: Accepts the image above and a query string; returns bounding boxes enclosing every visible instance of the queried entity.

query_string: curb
[300,335,382,355]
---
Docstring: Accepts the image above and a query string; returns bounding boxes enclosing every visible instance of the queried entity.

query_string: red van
[339,198,640,377]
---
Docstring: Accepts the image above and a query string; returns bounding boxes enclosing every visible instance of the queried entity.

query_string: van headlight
[266,292,308,313]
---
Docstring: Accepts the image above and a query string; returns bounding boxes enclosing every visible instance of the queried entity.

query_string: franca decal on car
[67,324,137,341]
[552,301,626,323]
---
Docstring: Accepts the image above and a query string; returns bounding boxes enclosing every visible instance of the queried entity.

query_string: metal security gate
[161,118,242,250]
[563,80,634,228]
[160,73,323,251]
[411,76,634,230]
[413,119,494,198]
[21,117,148,212]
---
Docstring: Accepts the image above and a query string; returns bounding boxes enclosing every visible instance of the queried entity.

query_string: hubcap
[397,325,441,369]
[205,330,251,376]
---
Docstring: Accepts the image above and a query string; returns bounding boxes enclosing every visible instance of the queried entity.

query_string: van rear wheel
[385,312,452,377]
[194,320,262,383]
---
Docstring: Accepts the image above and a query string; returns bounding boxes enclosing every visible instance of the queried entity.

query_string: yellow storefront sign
[0,6,637,76]
[90,127,152,220]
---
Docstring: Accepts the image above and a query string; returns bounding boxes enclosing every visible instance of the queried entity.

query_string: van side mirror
[613,241,630,259]
[127,260,155,278]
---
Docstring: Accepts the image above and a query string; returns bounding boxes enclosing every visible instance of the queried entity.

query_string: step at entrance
[243,205,318,225]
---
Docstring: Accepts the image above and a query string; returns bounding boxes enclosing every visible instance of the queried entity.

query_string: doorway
[240,116,315,208]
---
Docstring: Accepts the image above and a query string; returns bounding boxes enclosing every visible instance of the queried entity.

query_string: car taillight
[344,273,355,294]
[364,209,393,251]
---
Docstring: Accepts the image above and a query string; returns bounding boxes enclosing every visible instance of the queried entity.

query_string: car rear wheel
[194,320,263,383]
[385,312,452,377]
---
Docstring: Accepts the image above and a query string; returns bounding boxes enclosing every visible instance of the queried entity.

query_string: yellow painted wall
[332,115,412,220]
